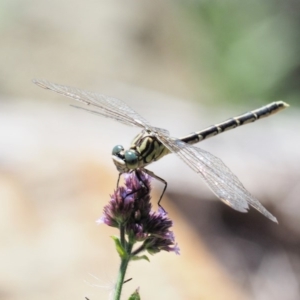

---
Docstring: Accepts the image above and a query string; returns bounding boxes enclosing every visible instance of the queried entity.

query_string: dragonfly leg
[116,173,122,188]
[135,169,150,193]
[143,169,168,209]
[122,170,151,200]
[118,170,149,200]
[117,170,167,209]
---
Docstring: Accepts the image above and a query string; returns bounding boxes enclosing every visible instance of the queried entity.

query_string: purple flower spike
[100,186,135,227]
[100,171,179,256]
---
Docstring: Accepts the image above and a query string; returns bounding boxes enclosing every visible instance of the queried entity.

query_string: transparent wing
[33,79,151,129]
[70,105,170,136]
[155,129,277,223]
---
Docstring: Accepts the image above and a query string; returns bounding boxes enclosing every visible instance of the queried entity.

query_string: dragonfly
[33,79,289,223]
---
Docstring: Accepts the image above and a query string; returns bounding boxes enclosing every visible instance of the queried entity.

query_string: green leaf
[130,255,150,262]
[128,288,141,300]
[111,236,127,259]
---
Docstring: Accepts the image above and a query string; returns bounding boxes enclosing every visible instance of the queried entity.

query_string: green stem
[120,225,125,247]
[113,243,133,300]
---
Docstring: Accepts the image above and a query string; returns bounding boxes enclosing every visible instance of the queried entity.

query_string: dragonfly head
[112,145,139,173]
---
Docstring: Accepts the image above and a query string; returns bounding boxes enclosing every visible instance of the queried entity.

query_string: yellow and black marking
[130,130,169,168]
[181,101,288,145]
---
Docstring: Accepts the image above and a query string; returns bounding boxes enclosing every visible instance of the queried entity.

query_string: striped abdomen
[181,101,288,145]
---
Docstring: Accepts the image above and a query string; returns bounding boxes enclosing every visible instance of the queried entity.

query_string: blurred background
[0,0,299,299]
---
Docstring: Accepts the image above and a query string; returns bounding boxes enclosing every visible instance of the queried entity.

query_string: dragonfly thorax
[111,130,169,173]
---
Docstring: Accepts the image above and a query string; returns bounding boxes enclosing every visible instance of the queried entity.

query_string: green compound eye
[124,150,138,169]
[112,145,124,155]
